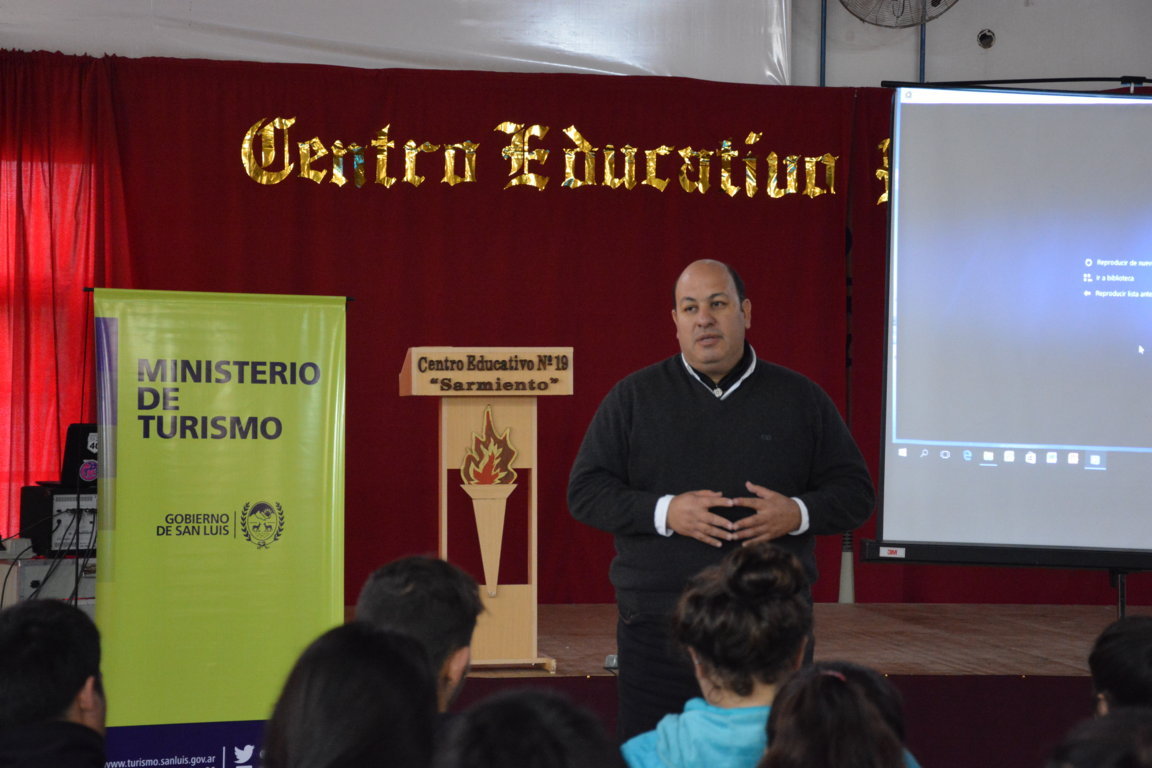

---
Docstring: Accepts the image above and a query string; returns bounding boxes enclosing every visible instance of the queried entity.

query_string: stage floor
[471,603,1149,678]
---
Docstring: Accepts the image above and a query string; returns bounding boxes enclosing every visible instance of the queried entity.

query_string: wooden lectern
[400,347,573,671]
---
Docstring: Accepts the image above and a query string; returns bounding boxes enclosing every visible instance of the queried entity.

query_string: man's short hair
[672,260,747,306]
[722,262,747,303]
[1090,616,1152,709]
[354,556,482,672]
[0,599,102,730]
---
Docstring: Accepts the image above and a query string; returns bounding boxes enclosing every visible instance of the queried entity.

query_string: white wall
[0,0,790,85]
[792,0,1152,89]
[2,1,1151,89]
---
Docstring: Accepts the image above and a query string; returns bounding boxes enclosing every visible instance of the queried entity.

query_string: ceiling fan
[840,0,960,28]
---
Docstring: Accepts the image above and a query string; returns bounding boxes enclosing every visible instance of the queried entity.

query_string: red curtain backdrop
[0,52,128,534]
[103,58,869,604]
[3,50,1147,604]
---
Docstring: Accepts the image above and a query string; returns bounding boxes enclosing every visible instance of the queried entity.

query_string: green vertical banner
[94,289,345,765]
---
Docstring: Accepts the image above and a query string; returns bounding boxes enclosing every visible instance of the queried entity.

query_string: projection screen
[868,86,1152,570]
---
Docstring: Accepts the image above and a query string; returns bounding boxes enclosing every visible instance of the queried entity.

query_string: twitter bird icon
[234,744,255,768]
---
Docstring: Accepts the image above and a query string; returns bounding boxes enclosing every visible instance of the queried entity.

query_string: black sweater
[0,721,104,768]
[568,354,874,613]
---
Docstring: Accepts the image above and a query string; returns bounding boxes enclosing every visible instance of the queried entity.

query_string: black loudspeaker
[18,486,97,557]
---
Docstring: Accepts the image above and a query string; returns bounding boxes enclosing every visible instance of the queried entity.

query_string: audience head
[262,622,437,768]
[760,664,904,768]
[431,688,625,768]
[0,599,104,734]
[815,661,908,741]
[1048,707,1152,768]
[355,555,483,711]
[673,542,811,698]
[1089,616,1152,715]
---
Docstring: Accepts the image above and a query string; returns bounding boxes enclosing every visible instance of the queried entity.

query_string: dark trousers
[615,604,816,744]
[615,607,700,743]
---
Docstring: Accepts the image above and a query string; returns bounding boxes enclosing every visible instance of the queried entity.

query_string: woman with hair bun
[621,542,811,768]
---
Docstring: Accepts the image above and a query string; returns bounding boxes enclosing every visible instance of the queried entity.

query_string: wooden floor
[471,603,1150,678]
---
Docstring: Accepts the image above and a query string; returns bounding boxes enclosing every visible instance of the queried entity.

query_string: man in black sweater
[568,259,874,740]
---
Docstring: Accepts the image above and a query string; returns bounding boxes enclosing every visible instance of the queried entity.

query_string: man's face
[672,261,751,381]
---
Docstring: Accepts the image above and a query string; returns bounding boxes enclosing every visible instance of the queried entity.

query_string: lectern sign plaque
[400,346,573,396]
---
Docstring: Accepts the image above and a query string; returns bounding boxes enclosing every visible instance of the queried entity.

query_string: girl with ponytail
[758,662,920,768]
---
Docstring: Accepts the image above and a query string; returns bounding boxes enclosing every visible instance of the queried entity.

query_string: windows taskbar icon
[894,445,1107,470]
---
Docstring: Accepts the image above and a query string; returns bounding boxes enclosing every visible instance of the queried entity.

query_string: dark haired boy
[0,600,105,768]
[355,555,483,713]
[1089,615,1152,715]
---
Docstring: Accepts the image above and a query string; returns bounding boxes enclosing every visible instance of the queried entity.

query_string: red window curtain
[0,51,128,535]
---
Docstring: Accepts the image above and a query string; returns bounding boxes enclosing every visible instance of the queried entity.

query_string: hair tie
[821,669,847,682]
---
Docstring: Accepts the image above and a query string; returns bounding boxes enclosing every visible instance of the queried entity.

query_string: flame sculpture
[461,408,518,485]
[460,407,518,596]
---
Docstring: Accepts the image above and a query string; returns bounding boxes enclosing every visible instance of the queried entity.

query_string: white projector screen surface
[879,87,1152,566]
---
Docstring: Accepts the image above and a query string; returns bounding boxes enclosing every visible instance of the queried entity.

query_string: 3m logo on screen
[240,501,285,549]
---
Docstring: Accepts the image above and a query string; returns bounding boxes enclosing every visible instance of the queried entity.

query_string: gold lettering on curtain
[240,117,862,200]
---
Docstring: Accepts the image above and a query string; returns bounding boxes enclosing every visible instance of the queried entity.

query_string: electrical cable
[0,542,34,611]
